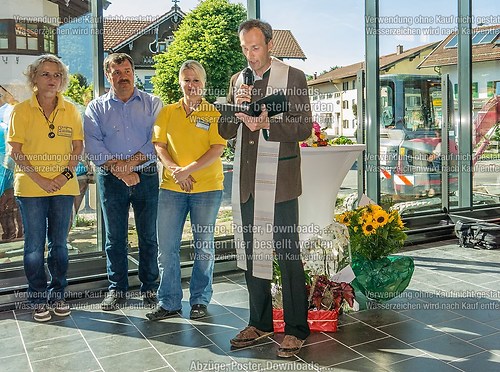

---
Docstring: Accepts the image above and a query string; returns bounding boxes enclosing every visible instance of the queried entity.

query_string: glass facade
[0,0,499,299]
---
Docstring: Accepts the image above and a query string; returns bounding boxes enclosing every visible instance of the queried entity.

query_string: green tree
[152,0,247,103]
[64,73,93,105]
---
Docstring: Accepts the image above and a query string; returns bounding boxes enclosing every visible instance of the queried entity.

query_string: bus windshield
[380,75,442,132]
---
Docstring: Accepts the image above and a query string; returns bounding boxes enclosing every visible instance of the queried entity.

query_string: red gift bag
[273,308,339,333]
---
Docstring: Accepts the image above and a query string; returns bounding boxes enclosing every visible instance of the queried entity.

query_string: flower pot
[273,308,339,333]
[351,255,414,302]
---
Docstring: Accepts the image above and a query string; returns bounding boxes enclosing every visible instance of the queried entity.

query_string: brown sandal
[230,326,274,348]
[277,335,305,358]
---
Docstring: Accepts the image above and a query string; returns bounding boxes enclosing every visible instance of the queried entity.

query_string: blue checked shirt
[84,88,162,169]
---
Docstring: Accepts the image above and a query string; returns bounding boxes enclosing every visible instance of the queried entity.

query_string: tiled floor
[1,240,499,372]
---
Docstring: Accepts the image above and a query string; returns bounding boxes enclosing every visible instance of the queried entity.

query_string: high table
[298,144,366,240]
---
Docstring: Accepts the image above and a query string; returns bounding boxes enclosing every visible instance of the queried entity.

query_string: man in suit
[218,19,313,358]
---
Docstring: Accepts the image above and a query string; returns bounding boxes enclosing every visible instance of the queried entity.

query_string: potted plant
[336,204,414,302]
[271,222,356,332]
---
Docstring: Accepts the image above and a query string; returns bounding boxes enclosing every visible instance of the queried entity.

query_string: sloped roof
[271,29,306,60]
[309,42,438,86]
[103,18,154,50]
[103,7,184,51]
[418,24,500,68]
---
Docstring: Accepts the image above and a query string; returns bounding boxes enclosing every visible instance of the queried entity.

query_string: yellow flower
[362,221,376,235]
[373,210,389,227]
[336,212,351,226]
[397,216,405,229]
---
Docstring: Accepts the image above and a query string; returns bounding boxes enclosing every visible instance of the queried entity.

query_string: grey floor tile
[330,320,389,347]
[379,319,443,344]
[450,350,500,371]
[326,357,391,371]
[229,341,303,371]
[412,333,484,362]
[98,347,169,372]
[469,331,500,356]
[389,355,463,372]
[31,350,101,372]
[75,315,137,341]
[165,344,233,371]
[432,317,498,341]
[87,329,152,359]
[223,302,249,321]
[26,334,90,362]
[211,288,249,306]
[0,353,31,371]
[190,312,247,336]
[0,336,25,359]
[401,307,463,325]
[149,328,213,355]
[347,309,410,328]
[130,316,193,338]
[298,338,362,367]
[211,281,247,293]
[352,337,424,367]
[18,318,80,343]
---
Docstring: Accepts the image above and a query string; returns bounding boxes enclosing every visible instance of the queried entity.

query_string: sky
[104,0,499,76]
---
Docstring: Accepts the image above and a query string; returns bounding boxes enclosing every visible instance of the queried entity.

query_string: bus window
[380,82,395,127]
[404,79,441,131]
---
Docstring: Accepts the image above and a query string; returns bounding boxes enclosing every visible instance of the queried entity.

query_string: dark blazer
[218,65,313,204]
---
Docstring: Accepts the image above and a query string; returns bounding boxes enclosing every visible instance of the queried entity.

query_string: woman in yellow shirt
[147,60,226,321]
[8,55,83,322]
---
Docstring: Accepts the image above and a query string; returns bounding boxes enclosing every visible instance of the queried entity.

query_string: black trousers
[241,196,310,340]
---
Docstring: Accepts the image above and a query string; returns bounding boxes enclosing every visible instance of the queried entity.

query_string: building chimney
[396,45,404,55]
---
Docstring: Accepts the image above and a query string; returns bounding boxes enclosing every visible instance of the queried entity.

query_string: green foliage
[337,205,407,261]
[64,74,93,105]
[135,74,145,90]
[332,136,354,145]
[221,142,235,162]
[152,0,247,103]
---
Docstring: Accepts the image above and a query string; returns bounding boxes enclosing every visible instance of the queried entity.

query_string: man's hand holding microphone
[234,68,270,132]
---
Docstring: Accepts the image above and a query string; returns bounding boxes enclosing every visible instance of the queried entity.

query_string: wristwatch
[61,168,74,180]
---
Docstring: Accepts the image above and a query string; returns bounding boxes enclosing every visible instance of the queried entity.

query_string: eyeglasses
[38,72,63,79]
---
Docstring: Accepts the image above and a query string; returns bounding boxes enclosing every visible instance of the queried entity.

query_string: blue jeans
[16,195,74,305]
[157,189,222,311]
[96,166,159,293]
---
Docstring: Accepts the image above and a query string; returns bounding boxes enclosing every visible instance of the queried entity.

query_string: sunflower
[336,212,351,225]
[373,210,389,227]
[362,220,376,235]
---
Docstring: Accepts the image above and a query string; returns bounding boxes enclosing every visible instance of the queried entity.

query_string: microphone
[240,67,254,108]
[243,67,254,86]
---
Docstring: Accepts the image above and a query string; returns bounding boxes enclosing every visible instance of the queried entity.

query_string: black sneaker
[146,306,181,321]
[101,290,125,311]
[52,300,71,317]
[33,304,51,322]
[142,291,158,308]
[190,304,207,319]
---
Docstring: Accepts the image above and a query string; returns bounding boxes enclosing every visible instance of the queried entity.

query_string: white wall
[0,54,38,101]
[0,0,59,25]
[442,60,500,99]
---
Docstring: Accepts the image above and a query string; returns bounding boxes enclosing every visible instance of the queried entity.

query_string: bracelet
[61,168,74,180]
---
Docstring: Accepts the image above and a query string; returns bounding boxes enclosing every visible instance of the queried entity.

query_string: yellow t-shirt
[8,93,84,197]
[153,98,226,193]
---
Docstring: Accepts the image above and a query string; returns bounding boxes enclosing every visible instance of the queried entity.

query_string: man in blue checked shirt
[84,53,162,310]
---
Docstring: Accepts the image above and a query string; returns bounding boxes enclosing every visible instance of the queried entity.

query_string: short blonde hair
[178,60,206,89]
[24,54,70,92]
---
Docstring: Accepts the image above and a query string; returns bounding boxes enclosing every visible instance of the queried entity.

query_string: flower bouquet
[336,203,414,302]
[272,222,356,332]
[300,122,354,147]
